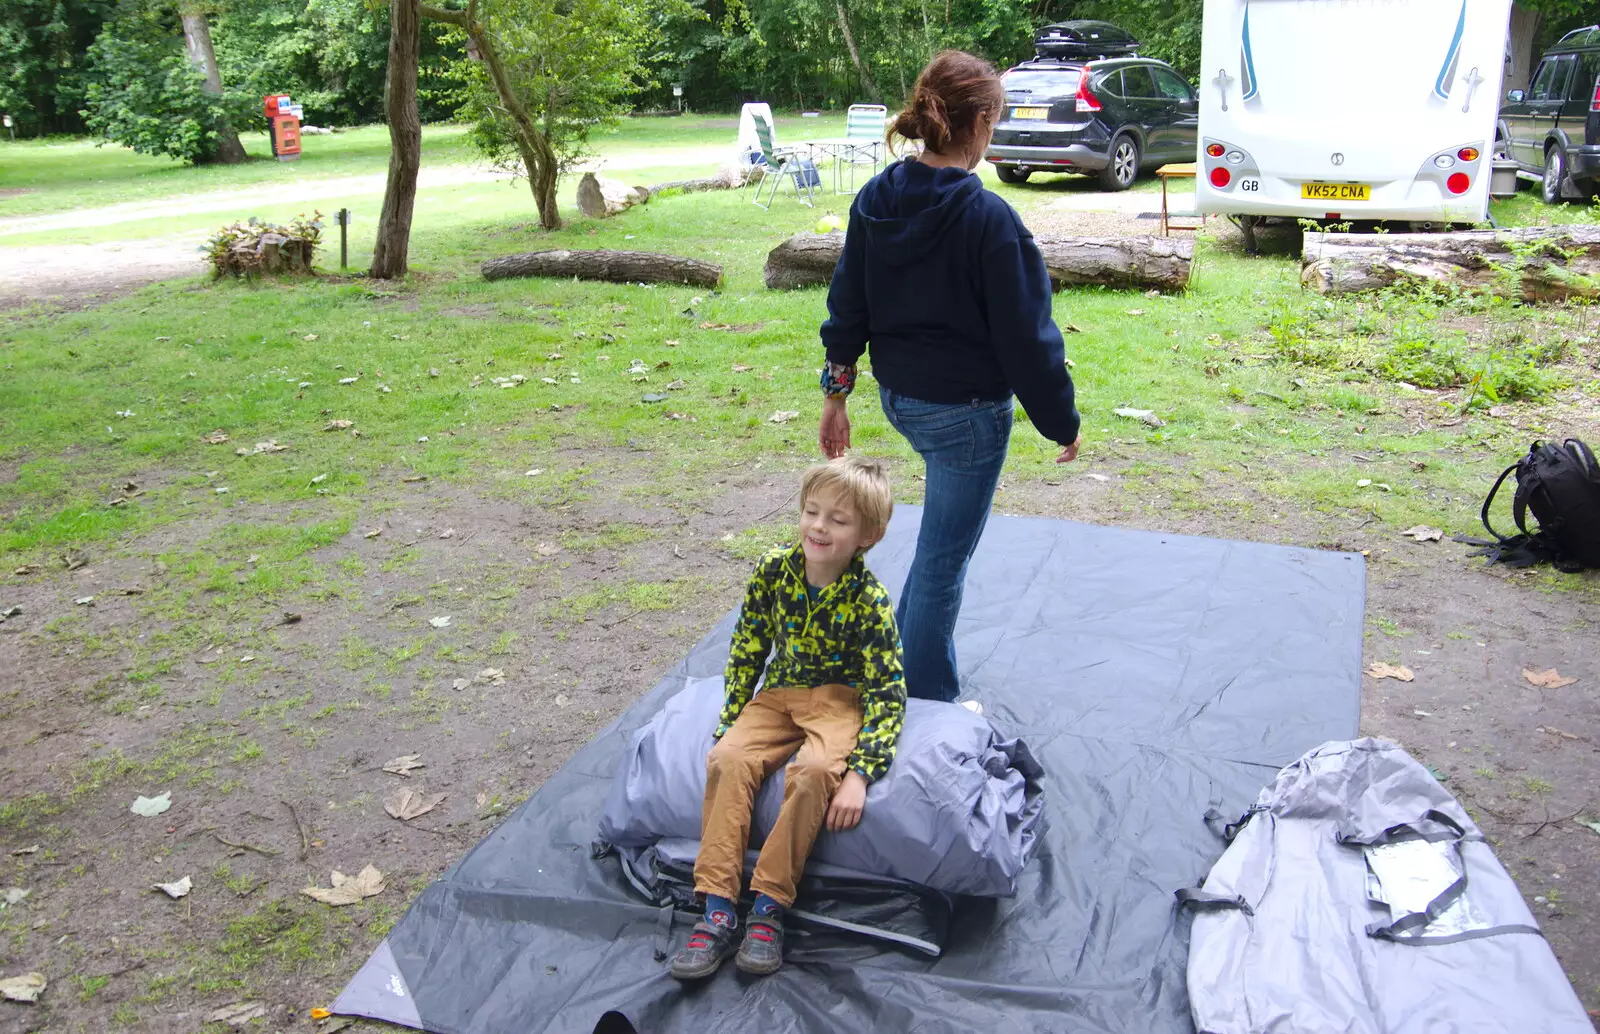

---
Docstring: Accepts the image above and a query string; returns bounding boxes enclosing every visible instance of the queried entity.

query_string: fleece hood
[851,158,986,266]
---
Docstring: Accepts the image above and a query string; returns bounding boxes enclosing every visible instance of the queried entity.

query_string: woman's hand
[1056,435,1082,464]
[820,398,851,459]
[825,770,868,831]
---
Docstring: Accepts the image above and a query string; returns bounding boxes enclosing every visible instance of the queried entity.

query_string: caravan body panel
[1197,0,1513,222]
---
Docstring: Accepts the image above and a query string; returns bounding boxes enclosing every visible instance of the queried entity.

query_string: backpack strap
[1479,462,1520,543]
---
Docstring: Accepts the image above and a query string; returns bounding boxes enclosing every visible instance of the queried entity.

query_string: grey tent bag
[1183,738,1591,1034]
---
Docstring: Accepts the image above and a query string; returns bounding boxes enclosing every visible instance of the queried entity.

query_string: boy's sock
[751,893,783,921]
[705,894,738,930]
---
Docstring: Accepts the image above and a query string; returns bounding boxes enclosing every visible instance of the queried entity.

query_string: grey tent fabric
[596,676,1047,898]
[1185,738,1592,1034]
[333,510,1366,1034]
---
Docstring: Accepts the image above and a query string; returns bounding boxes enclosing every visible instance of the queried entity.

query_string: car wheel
[1099,135,1140,192]
[1541,145,1566,204]
[995,165,1030,185]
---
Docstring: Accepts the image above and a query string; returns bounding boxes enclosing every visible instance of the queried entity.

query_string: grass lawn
[2,117,1599,1030]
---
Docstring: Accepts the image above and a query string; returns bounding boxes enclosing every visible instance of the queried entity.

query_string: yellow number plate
[1301,182,1371,201]
[1013,106,1049,119]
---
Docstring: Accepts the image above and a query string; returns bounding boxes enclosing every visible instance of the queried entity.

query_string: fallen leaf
[769,410,799,424]
[1523,668,1577,689]
[130,792,172,817]
[1064,323,1082,333]
[525,469,544,477]
[666,379,687,390]
[1413,709,1433,717]
[475,668,506,686]
[12,566,37,576]
[546,353,564,361]
[1085,473,1110,482]
[1124,309,1146,316]
[0,605,20,618]
[202,430,231,445]
[1400,525,1444,542]
[402,475,427,484]
[382,754,425,777]
[323,420,353,432]
[9,846,38,856]
[207,1000,268,1025]
[153,876,192,899]
[453,678,470,690]
[554,693,572,707]
[301,865,385,906]
[1357,479,1373,488]
[429,615,452,628]
[0,973,46,1003]
[323,1019,356,1033]
[215,486,230,494]
[384,787,446,822]
[4,888,29,906]
[641,393,669,403]
[74,596,95,606]
[236,440,288,456]
[303,333,319,342]
[439,528,456,539]
[1365,662,1414,682]
[339,376,359,385]
[364,528,382,540]
[309,474,327,486]
[1575,817,1600,836]
[534,542,561,557]
[732,364,754,373]
[655,360,673,370]
[62,554,87,571]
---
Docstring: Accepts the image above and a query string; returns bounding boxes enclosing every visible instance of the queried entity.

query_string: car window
[1550,55,1575,100]
[1151,67,1193,101]
[1529,57,1559,101]
[1121,66,1158,99]
[1096,70,1125,98]
[1001,69,1081,99]
[1580,54,1600,103]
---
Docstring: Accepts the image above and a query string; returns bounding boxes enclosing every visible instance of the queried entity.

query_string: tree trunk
[422,3,562,230]
[835,1,882,104]
[482,249,723,288]
[1506,4,1541,96]
[577,173,650,218]
[764,232,1194,291]
[1301,227,1600,301]
[643,166,755,197]
[371,0,423,279]
[180,10,246,164]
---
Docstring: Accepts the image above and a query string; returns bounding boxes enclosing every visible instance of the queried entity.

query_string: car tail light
[1592,78,1600,111]
[1447,172,1470,194]
[1210,167,1231,188]
[1075,77,1102,113]
[1206,143,1225,158]
[1457,147,1480,162]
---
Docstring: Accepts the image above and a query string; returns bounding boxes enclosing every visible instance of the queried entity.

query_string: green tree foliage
[212,0,462,128]
[80,1,254,163]
[0,0,114,135]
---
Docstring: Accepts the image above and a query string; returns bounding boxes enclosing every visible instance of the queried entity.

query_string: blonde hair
[801,456,894,547]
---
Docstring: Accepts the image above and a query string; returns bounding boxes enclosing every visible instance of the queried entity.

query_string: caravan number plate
[1301,182,1370,201]
[1013,106,1049,119]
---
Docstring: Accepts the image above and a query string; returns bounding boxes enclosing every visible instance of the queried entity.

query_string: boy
[669,455,906,980]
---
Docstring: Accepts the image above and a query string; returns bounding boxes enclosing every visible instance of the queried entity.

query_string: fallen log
[763,232,1193,291]
[643,165,755,198]
[1302,226,1600,300]
[481,249,722,288]
[577,173,650,219]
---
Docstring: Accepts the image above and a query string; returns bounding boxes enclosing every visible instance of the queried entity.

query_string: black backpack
[1461,439,1600,571]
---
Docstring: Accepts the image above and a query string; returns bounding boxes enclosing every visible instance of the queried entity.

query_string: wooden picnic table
[1156,163,1204,237]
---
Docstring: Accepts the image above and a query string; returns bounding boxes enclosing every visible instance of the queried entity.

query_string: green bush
[80,22,251,164]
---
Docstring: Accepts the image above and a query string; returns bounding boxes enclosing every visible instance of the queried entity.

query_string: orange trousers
[694,684,862,908]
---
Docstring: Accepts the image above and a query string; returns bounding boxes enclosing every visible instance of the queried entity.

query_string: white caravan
[1196,0,1514,225]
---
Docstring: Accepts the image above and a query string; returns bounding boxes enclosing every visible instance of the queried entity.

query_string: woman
[818,49,1082,704]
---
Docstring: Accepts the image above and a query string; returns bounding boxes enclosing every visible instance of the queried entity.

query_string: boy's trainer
[668,921,738,981]
[735,916,785,975]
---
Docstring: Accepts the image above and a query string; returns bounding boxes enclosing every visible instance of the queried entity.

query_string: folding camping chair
[750,113,817,209]
[836,103,888,195]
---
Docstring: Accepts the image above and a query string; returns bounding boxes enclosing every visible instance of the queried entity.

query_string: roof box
[1033,20,1139,59]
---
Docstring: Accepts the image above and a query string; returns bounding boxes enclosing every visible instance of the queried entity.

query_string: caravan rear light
[1210,167,1231,188]
[1433,154,1455,169]
[1226,151,1245,164]
[1447,172,1470,194]
[1457,147,1480,162]
[1592,78,1600,111]
[1206,143,1225,157]
[1075,77,1103,113]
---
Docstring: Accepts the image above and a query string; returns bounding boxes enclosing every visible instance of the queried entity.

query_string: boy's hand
[825,770,868,831]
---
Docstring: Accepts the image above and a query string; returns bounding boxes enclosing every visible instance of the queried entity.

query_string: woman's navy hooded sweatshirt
[821,158,1080,446]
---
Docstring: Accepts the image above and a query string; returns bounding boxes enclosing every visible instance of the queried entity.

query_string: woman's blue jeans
[879,387,1013,702]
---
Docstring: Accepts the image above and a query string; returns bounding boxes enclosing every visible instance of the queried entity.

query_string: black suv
[1498,25,1600,203]
[985,21,1198,191]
